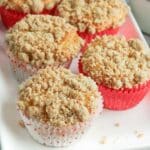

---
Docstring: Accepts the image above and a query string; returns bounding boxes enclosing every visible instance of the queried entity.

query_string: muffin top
[17,67,101,127]
[6,15,83,69]
[57,0,128,34]
[81,35,150,89]
[0,0,59,13]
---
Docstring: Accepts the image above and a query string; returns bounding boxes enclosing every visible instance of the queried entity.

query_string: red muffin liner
[0,6,57,28]
[0,6,3,14]
[78,27,119,52]
[78,59,150,110]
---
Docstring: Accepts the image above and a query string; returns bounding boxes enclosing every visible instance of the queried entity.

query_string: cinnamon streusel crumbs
[81,35,150,89]
[18,120,25,128]
[58,0,128,33]
[17,67,101,127]
[114,123,120,127]
[6,15,83,69]
[100,136,107,144]
[134,130,144,139]
[0,0,60,13]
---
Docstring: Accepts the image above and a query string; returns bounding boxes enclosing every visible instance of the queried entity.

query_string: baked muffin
[0,0,60,28]
[56,0,128,49]
[6,15,83,82]
[17,67,103,147]
[79,35,150,110]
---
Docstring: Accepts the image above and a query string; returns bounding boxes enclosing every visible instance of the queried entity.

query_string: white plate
[0,9,150,150]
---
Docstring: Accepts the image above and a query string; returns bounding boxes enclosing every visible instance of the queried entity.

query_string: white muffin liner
[20,112,90,147]
[9,62,32,82]
[18,96,103,147]
[6,49,72,82]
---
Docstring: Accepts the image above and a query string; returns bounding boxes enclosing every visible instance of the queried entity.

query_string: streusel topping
[6,15,83,69]
[58,0,128,33]
[0,0,59,13]
[81,35,150,89]
[17,67,101,127]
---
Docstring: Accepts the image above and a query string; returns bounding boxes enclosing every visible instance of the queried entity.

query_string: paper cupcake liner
[20,111,90,147]
[6,49,72,82]
[78,28,119,53]
[78,59,150,110]
[18,96,103,147]
[0,6,57,28]
[99,82,150,110]
[9,62,32,82]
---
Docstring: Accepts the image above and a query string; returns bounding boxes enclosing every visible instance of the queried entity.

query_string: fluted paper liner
[78,59,150,110]
[0,6,57,28]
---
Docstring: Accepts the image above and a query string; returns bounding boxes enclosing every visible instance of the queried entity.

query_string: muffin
[0,0,60,28]
[17,67,103,147]
[56,0,128,51]
[6,14,83,82]
[79,35,150,110]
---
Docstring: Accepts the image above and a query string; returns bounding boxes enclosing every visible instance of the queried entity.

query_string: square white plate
[0,8,150,150]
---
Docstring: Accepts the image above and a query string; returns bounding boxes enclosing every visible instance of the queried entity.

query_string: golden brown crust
[17,67,101,127]
[0,0,60,13]
[58,0,128,33]
[6,15,83,69]
[81,35,150,89]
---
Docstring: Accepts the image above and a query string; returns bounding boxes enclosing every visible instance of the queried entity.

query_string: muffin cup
[19,111,90,147]
[18,96,103,147]
[78,59,150,110]
[6,49,72,82]
[0,6,57,28]
[99,82,150,110]
[78,28,119,52]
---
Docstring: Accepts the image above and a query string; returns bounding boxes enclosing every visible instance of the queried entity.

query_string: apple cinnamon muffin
[17,67,103,146]
[6,15,83,82]
[79,35,150,110]
[56,0,128,43]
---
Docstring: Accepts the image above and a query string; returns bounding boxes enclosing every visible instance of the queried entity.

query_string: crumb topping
[114,123,120,127]
[100,136,107,144]
[134,130,144,139]
[6,15,83,69]
[58,0,128,33]
[17,67,101,127]
[0,0,60,13]
[18,120,25,128]
[81,35,150,89]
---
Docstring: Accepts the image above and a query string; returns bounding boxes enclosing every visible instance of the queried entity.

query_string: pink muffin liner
[6,49,72,82]
[18,96,103,147]
[0,6,57,28]
[78,59,150,110]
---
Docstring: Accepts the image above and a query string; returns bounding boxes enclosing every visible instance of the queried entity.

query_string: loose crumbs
[134,130,144,139]
[18,120,25,128]
[114,123,120,127]
[100,136,107,144]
